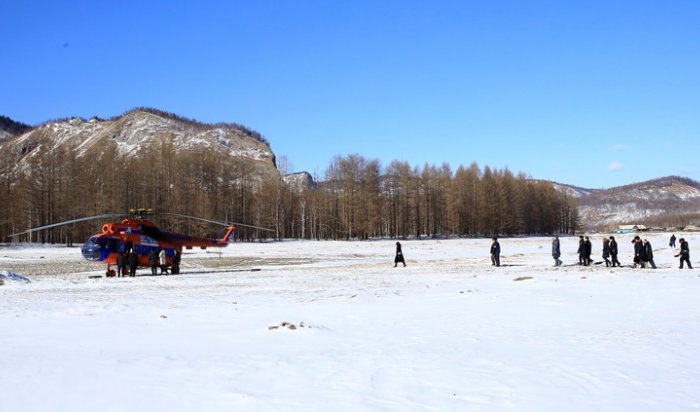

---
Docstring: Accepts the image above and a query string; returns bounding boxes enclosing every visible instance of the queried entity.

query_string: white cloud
[608,161,624,171]
[611,144,626,152]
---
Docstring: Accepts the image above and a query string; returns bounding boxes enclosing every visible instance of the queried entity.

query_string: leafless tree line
[281,155,579,240]
[0,141,579,243]
[0,134,273,243]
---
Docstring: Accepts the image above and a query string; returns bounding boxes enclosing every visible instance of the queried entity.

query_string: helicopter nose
[81,241,102,261]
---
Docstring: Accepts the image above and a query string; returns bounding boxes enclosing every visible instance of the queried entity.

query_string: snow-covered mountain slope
[555,176,700,229]
[0,115,31,142]
[1,109,279,183]
[283,171,316,192]
[550,182,600,198]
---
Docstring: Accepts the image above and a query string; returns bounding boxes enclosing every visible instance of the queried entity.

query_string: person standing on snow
[172,250,181,274]
[643,239,657,269]
[149,249,159,276]
[159,248,168,275]
[602,238,611,267]
[679,238,692,269]
[116,252,126,277]
[577,236,585,265]
[490,237,501,267]
[584,236,593,266]
[127,250,139,277]
[552,236,562,267]
[632,236,645,268]
[394,242,406,267]
[669,234,677,249]
[609,236,621,267]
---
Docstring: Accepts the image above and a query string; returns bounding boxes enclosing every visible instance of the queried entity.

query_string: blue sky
[2,0,699,188]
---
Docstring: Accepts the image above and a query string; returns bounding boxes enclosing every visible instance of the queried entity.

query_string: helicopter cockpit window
[81,237,100,260]
[95,238,126,253]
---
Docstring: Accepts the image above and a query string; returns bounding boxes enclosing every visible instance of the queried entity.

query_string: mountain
[549,182,600,198]
[3,109,698,235]
[1,108,278,183]
[283,171,316,192]
[0,115,32,141]
[553,176,700,230]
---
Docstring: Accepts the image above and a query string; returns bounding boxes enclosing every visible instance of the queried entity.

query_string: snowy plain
[1,233,699,412]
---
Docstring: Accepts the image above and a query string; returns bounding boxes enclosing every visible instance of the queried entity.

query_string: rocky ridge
[1,108,279,183]
[553,176,700,230]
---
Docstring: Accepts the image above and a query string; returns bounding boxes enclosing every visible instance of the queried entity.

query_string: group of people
[566,235,624,267]
[148,249,170,275]
[115,248,182,277]
[394,235,692,269]
[115,249,140,277]
[552,234,692,269]
[630,236,656,268]
[574,236,595,266]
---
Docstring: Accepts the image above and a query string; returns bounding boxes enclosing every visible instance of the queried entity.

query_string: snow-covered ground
[1,234,699,411]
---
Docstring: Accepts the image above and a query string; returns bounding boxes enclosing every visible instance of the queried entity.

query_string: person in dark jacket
[679,238,692,269]
[172,250,181,274]
[490,237,501,267]
[394,242,406,267]
[577,236,585,265]
[643,239,656,268]
[609,236,620,267]
[583,236,592,266]
[148,249,159,275]
[669,234,677,249]
[638,237,647,268]
[632,236,645,268]
[116,253,126,277]
[127,251,139,277]
[552,236,562,267]
[602,238,611,267]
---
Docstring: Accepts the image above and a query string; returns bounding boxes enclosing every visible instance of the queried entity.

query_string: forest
[0,136,579,243]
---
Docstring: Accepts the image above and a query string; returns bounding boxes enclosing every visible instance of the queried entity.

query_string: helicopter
[9,208,273,277]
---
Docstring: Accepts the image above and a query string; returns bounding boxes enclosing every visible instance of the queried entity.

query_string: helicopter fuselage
[9,209,254,277]
[79,218,234,272]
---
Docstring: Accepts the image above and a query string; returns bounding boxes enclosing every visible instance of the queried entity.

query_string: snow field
[1,234,699,411]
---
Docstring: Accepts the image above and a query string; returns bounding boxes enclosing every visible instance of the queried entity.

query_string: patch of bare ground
[182,256,314,269]
[268,321,309,331]
[0,260,95,277]
[1,255,315,278]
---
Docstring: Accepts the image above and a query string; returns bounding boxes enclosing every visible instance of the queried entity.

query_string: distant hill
[0,108,285,242]
[3,108,698,238]
[552,176,700,230]
[549,182,600,199]
[1,108,278,183]
[0,115,32,141]
[283,171,316,192]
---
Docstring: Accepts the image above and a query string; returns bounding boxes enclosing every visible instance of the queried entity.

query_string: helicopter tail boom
[221,226,236,243]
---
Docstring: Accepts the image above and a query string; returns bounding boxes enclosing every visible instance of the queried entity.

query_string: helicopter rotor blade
[161,213,230,227]
[229,222,276,232]
[9,213,127,238]
[162,213,275,232]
